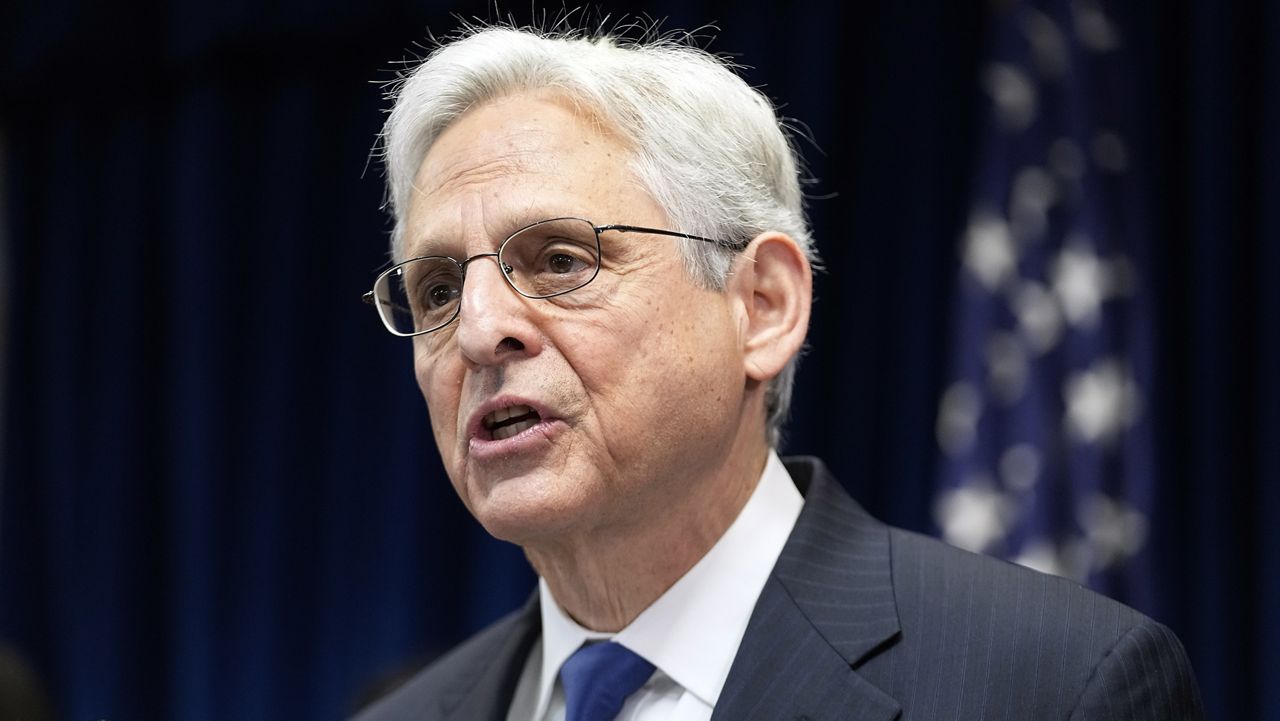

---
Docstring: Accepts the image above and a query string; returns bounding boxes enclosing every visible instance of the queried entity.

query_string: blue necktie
[559,641,656,721]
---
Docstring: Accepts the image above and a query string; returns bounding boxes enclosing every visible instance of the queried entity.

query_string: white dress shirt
[505,451,804,721]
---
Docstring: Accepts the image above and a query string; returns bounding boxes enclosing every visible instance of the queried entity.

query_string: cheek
[414,348,462,446]
[572,288,739,414]
[657,294,743,400]
[556,300,657,381]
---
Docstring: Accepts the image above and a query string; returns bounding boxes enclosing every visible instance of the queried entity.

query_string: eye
[545,250,589,275]
[534,238,594,273]
[425,281,460,309]
[410,265,462,311]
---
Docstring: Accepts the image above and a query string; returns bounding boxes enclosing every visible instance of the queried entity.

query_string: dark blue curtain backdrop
[1,1,1275,719]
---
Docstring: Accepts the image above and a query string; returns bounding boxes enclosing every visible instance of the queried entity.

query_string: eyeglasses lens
[501,218,600,298]
[374,259,463,335]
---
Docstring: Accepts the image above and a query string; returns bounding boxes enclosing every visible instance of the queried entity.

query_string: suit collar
[444,593,541,721]
[777,456,902,668]
[712,456,902,721]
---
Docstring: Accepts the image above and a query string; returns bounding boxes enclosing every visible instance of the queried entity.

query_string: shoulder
[888,524,1145,638]
[780,456,1203,718]
[1066,609,1206,720]
[879,527,1204,718]
[351,602,536,721]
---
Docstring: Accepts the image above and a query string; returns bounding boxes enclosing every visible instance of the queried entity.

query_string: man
[356,24,1205,721]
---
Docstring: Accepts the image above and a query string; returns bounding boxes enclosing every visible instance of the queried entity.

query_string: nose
[454,255,542,366]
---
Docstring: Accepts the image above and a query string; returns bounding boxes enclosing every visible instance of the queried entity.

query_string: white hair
[381,24,817,447]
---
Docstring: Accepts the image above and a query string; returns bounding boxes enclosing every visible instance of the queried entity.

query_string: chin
[463,468,594,544]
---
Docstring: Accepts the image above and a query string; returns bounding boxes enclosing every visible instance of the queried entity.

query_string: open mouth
[482,404,543,441]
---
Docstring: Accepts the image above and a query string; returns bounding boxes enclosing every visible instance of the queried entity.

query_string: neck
[525,441,769,632]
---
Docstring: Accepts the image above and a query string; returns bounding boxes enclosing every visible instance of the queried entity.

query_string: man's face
[404,91,752,544]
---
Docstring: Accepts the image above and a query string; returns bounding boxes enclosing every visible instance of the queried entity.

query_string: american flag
[934,0,1154,604]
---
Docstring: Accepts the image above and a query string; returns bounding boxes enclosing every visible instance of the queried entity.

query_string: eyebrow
[405,210,594,258]
[404,234,462,260]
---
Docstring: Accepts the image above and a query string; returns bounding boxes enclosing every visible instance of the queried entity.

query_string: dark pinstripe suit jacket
[355,456,1206,721]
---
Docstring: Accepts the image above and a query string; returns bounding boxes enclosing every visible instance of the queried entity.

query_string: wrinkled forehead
[402,91,655,257]
[415,90,632,195]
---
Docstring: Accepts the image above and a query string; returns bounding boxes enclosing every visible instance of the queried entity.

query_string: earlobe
[735,232,812,383]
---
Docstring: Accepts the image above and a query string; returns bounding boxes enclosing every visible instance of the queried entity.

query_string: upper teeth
[486,404,533,427]
[492,417,537,441]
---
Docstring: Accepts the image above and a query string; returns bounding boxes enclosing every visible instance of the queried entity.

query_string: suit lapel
[712,457,902,721]
[444,595,541,721]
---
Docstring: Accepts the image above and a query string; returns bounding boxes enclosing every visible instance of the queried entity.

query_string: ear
[727,232,812,384]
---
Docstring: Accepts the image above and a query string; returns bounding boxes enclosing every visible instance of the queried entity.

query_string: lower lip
[468,418,566,461]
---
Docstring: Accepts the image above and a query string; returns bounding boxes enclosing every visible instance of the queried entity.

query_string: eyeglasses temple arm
[596,224,748,251]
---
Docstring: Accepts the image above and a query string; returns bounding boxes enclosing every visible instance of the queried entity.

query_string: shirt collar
[533,450,803,715]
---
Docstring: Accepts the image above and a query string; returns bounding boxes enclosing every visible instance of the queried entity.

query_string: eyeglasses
[363,216,743,337]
